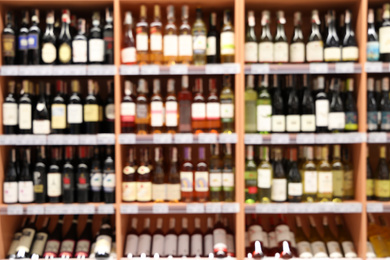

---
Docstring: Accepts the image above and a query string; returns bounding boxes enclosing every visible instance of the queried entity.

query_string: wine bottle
[315,77,329,133]
[135,5,149,64]
[344,78,358,131]
[328,78,345,132]
[222,144,234,201]
[84,80,99,134]
[367,147,375,200]
[18,149,34,203]
[368,78,379,131]
[164,218,178,257]
[190,218,203,257]
[15,215,36,258]
[103,146,115,203]
[124,218,138,258]
[43,215,64,258]
[3,81,18,134]
[72,19,88,64]
[380,77,390,131]
[307,10,324,62]
[343,148,354,201]
[90,147,103,202]
[192,8,207,65]
[121,80,136,133]
[59,215,78,258]
[259,11,273,63]
[67,80,83,134]
[104,81,115,133]
[152,147,165,202]
[150,79,164,134]
[290,12,305,63]
[271,148,287,202]
[18,80,33,134]
[2,11,16,65]
[51,80,67,134]
[178,218,190,257]
[33,82,50,134]
[301,75,316,132]
[213,214,228,257]
[220,75,235,133]
[342,10,359,61]
[206,78,221,133]
[33,146,46,203]
[167,147,180,202]
[58,10,72,64]
[30,217,50,258]
[165,79,178,134]
[324,10,341,62]
[74,215,92,258]
[317,146,333,202]
[192,78,206,134]
[28,9,41,64]
[257,75,272,133]
[7,218,27,259]
[380,4,390,61]
[294,216,313,258]
[17,11,29,64]
[210,144,222,201]
[220,9,235,63]
[257,146,272,203]
[47,147,62,203]
[122,148,137,202]
[286,76,300,133]
[62,146,75,203]
[195,147,209,202]
[274,11,288,63]
[178,76,192,133]
[164,5,178,65]
[245,145,257,204]
[95,217,113,258]
[136,148,152,202]
[272,75,285,133]
[322,216,343,258]
[224,218,235,257]
[245,11,258,63]
[77,146,90,203]
[367,9,380,61]
[331,145,344,202]
[248,215,265,258]
[245,75,257,133]
[137,218,151,256]
[151,218,164,257]
[104,8,114,64]
[287,148,302,202]
[207,12,219,63]
[41,10,56,64]
[308,216,328,258]
[150,5,163,64]
[335,216,357,258]
[180,147,194,202]
[3,148,18,204]
[135,79,150,134]
[368,213,390,257]
[121,11,136,64]
[204,217,214,257]
[89,12,105,64]
[375,146,390,200]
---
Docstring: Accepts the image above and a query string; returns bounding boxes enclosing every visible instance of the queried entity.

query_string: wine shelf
[244,63,362,75]
[245,202,363,214]
[119,133,237,144]
[244,133,366,145]
[0,203,115,215]
[120,202,240,214]
[0,65,117,76]
[366,202,390,213]
[365,62,390,73]
[0,134,116,145]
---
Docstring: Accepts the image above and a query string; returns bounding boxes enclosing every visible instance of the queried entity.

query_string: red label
[121,115,135,122]
[248,186,258,194]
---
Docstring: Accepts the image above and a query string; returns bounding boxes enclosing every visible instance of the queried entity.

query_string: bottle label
[152,234,165,255]
[180,171,193,192]
[51,104,66,129]
[122,182,136,202]
[165,101,178,127]
[152,183,166,201]
[95,235,112,255]
[3,182,18,203]
[136,181,152,201]
[286,114,300,132]
[367,41,380,61]
[150,33,162,51]
[19,104,32,130]
[341,241,357,258]
[222,172,234,191]
[368,111,378,131]
[28,34,38,50]
[271,178,287,201]
[122,47,136,63]
[204,234,213,256]
[59,43,71,63]
[193,35,207,53]
[271,115,286,132]
[191,103,206,120]
[245,42,258,62]
[311,241,328,258]
[301,114,316,132]
[178,234,190,256]
[3,103,17,126]
[297,241,313,258]
[274,42,288,62]
[375,179,390,198]
[259,42,274,62]
[221,32,235,55]
[226,233,235,255]
[151,101,164,127]
[304,171,317,193]
[381,111,390,130]
[105,104,115,120]
[345,111,358,131]
[67,104,83,124]
[210,172,222,190]
[306,41,324,62]
[221,103,234,119]
[327,241,343,258]
[248,225,263,243]
[44,240,61,257]
[84,104,99,122]
[288,182,303,196]
[324,47,341,62]
[47,173,61,197]
[245,170,257,186]
[191,234,203,256]
[315,100,329,127]
[17,228,35,254]
[41,43,57,63]
[207,36,217,56]
[164,234,178,256]
[136,103,148,120]
[166,183,181,201]
[124,234,138,256]
[60,239,76,256]
[136,33,148,51]
[18,181,34,203]
[90,172,103,192]
[257,169,271,188]
[137,234,151,256]
[342,46,359,61]
[275,224,290,243]
[257,104,272,131]
[333,169,344,198]
[207,102,221,120]
[179,34,193,56]
[75,239,91,257]
[318,171,333,193]
[213,228,227,253]
[121,103,136,122]
[179,100,192,132]
[19,35,28,50]
[31,232,48,256]
[380,27,390,53]
[290,42,305,63]
[72,40,88,63]
[89,39,105,62]
[103,173,116,192]
[33,120,50,134]
[164,35,178,56]
[195,171,209,192]
[367,179,374,197]
[137,166,150,175]
[328,112,345,130]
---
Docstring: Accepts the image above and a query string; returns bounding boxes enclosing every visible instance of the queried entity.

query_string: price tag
[205,64,224,74]
[7,205,24,215]
[76,204,95,214]
[222,63,240,74]
[120,65,140,75]
[250,64,270,74]
[120,205,139,214]
[198,133,217,143]
[47,134,66,145]
[368,132,386,143]
[88,65,116,75]
[170,65,188,74]
[309,63,328,74]
[52,65,87,75]
[256,204,287,213]
[333,203,362,213]
[1,135,18,145]
[245,134,263,144]
[365,62,383,73]
[153,204,169,214]
[26,205,45,215]
[345,133,366,143]
[20,65,53,75]
[79,135,97,145]
[97,134,116,144]
[97,205,115,214]
[186,203,205,213]
[367,203,384,213]
[174,134,194,144]
[18,135,47,145]
[296,133,315,144]
[317,202,334,213]
[140,65,160,75]
[1,65,19,75]
[153,133,173,144]
[316,134,334,144]
[286,203,308,213]
[219,133,237,143]
[335,62,354,73]
[222,203,240,213]
[118,134,136,144]
[205,203,222,213]
[271,134,289,144]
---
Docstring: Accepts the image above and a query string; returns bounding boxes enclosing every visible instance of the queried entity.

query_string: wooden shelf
[0,134,116,145]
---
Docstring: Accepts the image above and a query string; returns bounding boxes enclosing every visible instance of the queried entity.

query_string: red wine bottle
[31,217,50,258]
[90,147,103,202]
[75,215,93,258]
[18,148,34,204]
[3,148,18,204]
[95,217,113,258]
[84,80,99,134]
[7,217,27,259]
[62,146,75,204]
[59,215,78,258]
[104,80,115,133]
[103,146,115,203]
[47,147,62,203]
[77,146,90,203]
[43,215,64,258]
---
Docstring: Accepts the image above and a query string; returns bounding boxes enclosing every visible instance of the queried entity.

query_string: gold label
[375,179,390,198]
[59,43,71,63]
[84,104,99,122]
[51,104,67,129]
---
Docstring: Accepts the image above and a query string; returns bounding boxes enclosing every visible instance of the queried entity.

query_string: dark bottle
[7,218,27,259]
[30,217,50,258]
[315,77,329,133]
[84,80,99,134]
[367,9,380,61]
[3,148,18,204]
[28,9,41,64]
[367,78,378,132]
[206,12,219,63]
[43,215,64,258]
[18,149,34,204]
[307,10,323,62]
[3,81,18,134]
[344,78,358,132]
[271,75,285,133]
[41,10,57,64]
[62,146,75,204]
[46,82,52,110]
[47,147,62,203]
[70,15,77,37]
[213,214,228,258]
[121,80,136,133]
[274,11,288,64]
[88,12,105,64]
[367,149,374,200]
[75,215,93,258]
[2,11,16,65]
[300,75,315,133]
[77,146,90,203]
[328,78,345,133]
[376,146,390,201]
[59,215,78,258]
[33,146,47,203]
[167,147,181,202]
[104,8,114,64]
[15,215,37,258]
[272,148,287,202]
[152,147,165,202]
[67,80,83,134]
[324,10,341,62]
[286,76,300,133]
[290,12,304,63]
[51,80,67,134]
[342,10,359,62]
[380,77,390,131]
[103,146,115,203]
[19,80,33,134]
[18,11,30,64]
[90,147,103,202]
[33,82,51,135]
[287,148,302,202]
[380,4,390,62]
[72,19,88,64]
[58,10,72,64]
[104,81,115,133]
[95,217,113,258]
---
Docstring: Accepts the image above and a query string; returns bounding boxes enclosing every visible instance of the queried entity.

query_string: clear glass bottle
[220,10,235,63]
[150,5,163,64]
[192,8,207,65]
[136,5,149,64]
[178,5,192,64]
[164,5,178,65]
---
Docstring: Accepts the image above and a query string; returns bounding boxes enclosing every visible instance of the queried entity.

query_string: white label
[3,182,18,203]
[315,100,329,127]
[271,178,287,201]
[274,42,288,62]
[306,41,324,62]
[207,36,217,56]
[324,47,341,61]
[166,101,178,126]
[18,181,34,203]
[103,173,116,191]
[89,39,104,62]
[275,224,290,243]
[164,35,178,56]
[19,104,32,130]
[60,240,75,254]
[152,183,166,201]
[213,228,227,252]
[342,46,359,61]
[164,234,177,256]
[122,47,136,63]
[257,105,272,131]
[290,42,305,63]
[222,172,234,187]
[341,241,357,258]
[125,234,138,256]
[245,42,258,62]
[152,234,165,255]
[41,43,57,63]
[210,173,222,187]
[297,241,313,258]
[95,235,112,254]
[272,115,286,132]
[328,112,345,130]
[301,114,316,132]
[47,173,61,197]
[380,27,390,53]
[192,103,206,120]
[72,40,87,63]
[193,35,206,51]
[220,32,235,55]
[122,182,136,202]
[304,171,317,193]
[67,104,83,124]
[151,34,162,51]
[221,103,234,118]
[179,35,193,56]
[259,42,274,62]
[178,234,190,256]
[195,171,209,192]
[207,102,220,119]
[3,103,17,126]
[121,103,135,116]
[151,101,164,127]
[318,171,333,193]
[31,232,48,256]
[327,241,343,258]
[166,183,181,201]
[258,169,271,188]
[191,234,203,256]
[137,234,151,256]
[248,225,263,242]
[105,104,115,120]
[136,182,152,201]
[288,182,303,196]
[136,34,148,51]
[311,241,328,258]
[286,115,300,132]
[204,234,213,256]
[33,120,50,134]
[181,171,193,192]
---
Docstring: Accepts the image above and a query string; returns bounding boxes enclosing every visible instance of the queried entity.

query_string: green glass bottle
[222,144,234,201]
[317,146,333,202]
[220,75,234,133]
[257,146,272,202]
[301,146,317,202]
[331,145,344,202]
[209,144,222,202]
[245,145,257,203]
[342,147,354,200]
[271,148,287,203]
[344,78,358,132]
[245,75,257,133]
[375,145,390,201]
[256,75,272,133]
[192,8,207,65]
